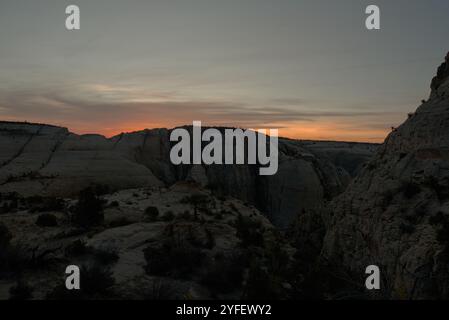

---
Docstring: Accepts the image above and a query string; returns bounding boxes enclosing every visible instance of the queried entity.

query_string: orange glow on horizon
[77,121,388,143]
[1,116,389,143]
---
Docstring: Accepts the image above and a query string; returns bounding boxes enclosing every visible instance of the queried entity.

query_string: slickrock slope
[0,122,376,228]
[0,183,296,300]
[321,53,449,299]
[0,123,163,196]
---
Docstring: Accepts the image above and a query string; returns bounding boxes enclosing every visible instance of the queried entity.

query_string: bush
[72,187,105,228]
[9,280,33,300]
[0,222,12,248]
[144,279,175,300]
[424,176,449,201]
[144,241,204,279]
[36,213,58,227]
[65,239,87,257]
[0,223,16,273]
[242,263,284,300]
[181,194,210,217]
[0,225,23,274]
[437,221,449,244]
[235,214,265,248]
[80,264,115,295]
[162,211,175,222]
[177,210,192,221]
[201,253,247,294]
[144,206,159,221]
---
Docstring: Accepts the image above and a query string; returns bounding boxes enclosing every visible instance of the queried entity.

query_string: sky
[0,0,448,142]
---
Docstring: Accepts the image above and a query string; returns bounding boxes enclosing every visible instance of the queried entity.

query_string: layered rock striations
[0,122,376,228]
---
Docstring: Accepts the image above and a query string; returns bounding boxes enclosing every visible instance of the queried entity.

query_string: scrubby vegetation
[200,252,247,294]
[0,223,22,276]
[234,213,265,248]
[36,213,58,227]
[144,279,175,300]
[72,187,105,228]
[144,206,159,221]
[9,279,33,300]
[65,239,88,257]
[144,240,204,279]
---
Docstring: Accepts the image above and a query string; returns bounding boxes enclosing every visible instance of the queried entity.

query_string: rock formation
[321,53,449,299]
[0,122,376,228]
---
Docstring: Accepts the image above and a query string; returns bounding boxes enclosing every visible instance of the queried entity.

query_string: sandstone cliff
[0,122,376,228]
[321,53,449,299]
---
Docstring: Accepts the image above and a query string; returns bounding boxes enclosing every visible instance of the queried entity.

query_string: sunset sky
[1,0,448,142]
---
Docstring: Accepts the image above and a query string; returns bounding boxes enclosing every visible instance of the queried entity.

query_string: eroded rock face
[0,121,376,227]
[321,53,449,299]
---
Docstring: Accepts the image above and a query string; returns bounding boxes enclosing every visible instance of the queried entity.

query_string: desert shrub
[242,263,284,300]
[425,176,449,201]
[144,206,159,221]
[0,194,19,214]
[401,181,421,199]
[0,223,15,273]
[265,243,291,276]
[204,228,216,249]
[72,187,105,228]
[108,217,132,228]
[162,211,175,222]
[65,239,87,257]
[36,213,58,227]
[181,194,210,206]
[177,210,192,221]
[235,214,265,248]
[181,193,210,217]
[29,197,64,213]
[144,241,204,279]
[80,264,115,295]
[144,279,175,300]
[0,223,12,248]
[201,253,247,294]
[436,221,449,244]
[9,280,33,300]
[0,230,23,275]
[185,226,215,249]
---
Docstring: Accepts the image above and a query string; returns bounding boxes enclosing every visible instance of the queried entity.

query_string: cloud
[0,86,403,142]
